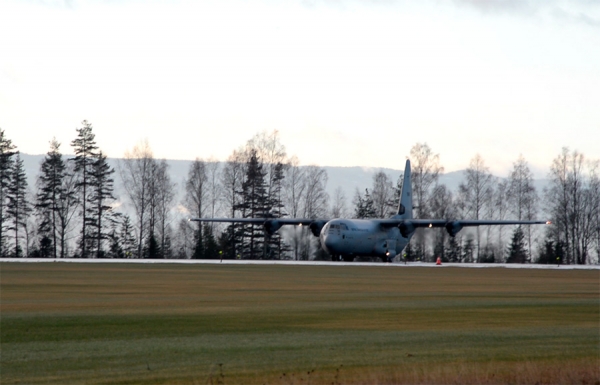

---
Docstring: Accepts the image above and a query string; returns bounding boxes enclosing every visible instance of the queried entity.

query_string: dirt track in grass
[1,262,598,384]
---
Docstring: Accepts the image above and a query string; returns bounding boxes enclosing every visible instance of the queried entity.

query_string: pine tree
[506,226,528,263]
[36,139,66,258]
[7,153,31,257]
[0,129,17,257]
[87,151,116,258]
[71,120,99,258]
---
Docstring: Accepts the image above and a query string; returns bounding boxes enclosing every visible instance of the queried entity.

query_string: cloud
[449,0,600,29]
[452,0,534,15]
[552,7,600,28]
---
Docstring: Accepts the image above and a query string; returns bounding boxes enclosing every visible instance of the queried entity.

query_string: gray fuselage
[319,219,411,258]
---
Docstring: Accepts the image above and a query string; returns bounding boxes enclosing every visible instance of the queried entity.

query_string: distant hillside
[20,153,549,213]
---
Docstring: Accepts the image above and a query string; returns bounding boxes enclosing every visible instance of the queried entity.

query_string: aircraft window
[341,224,349,230]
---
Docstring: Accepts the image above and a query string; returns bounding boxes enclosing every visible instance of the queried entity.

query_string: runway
[2,258,598,269]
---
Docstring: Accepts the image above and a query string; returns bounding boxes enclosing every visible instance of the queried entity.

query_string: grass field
[1,262,598,384]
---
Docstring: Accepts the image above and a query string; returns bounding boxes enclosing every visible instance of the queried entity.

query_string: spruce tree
[236,149,268,259]
[506,226,528,263]
[7,153,31,257]
[266,162,290,259]
[71,120,99,258]
[354,189,377,219]
[36,139,65,258]
[203,223,219,259]
[107,221,124,258]
[192,227,204,259]
[0,129,17,256]
[145,232,160,259]
[120,215,136,258]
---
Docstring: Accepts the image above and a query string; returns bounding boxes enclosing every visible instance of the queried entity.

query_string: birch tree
[119,140,154,258]
[371,171,395,218]
[458,154,493,262]
[410,143,444,261]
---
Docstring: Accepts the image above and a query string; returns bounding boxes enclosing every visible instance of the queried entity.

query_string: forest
[1,122,598,264]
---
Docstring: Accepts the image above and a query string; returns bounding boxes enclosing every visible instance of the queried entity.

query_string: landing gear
[342,255,354,262]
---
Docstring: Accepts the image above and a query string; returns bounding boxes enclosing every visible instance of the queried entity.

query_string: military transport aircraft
[190,160,550,262]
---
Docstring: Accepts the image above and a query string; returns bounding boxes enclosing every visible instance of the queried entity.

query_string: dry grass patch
[1,262,598,384]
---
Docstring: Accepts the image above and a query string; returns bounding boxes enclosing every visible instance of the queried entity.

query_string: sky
[1,0,599,178]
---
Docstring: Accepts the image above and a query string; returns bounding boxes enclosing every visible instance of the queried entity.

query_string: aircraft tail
[395,159,412,220]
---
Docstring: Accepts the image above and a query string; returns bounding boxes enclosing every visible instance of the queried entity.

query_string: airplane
[190,159,550,262]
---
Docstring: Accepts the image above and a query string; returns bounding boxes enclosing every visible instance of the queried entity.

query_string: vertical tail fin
[396,159,412,220]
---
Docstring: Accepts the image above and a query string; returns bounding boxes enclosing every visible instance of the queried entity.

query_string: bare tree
[282,156,307,260]
[588,161,600,264]
[302,166,329,219]
[506,155,538,260]
[429,184,454,262]
[247,130,287,199]
[458,154,494,262]
[330,186,349,218]
[154,159,176,257]
[410,143,444,218]
[184,158,209,259]
[507,155,537,221]
[220,149,246,259]
[545,148,598,264]
[494,179,510,260]
[205,157,222,227]
[119,140,154,258]
[56,161,79,258]
[410,143,444,261]
[371,171,395,217]
[184,158,208,219]
[283,156,306,218]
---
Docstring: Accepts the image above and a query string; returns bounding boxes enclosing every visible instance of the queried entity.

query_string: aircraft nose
[322,232,337,254]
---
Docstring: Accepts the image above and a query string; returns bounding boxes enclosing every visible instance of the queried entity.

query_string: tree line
[1,124,598,264]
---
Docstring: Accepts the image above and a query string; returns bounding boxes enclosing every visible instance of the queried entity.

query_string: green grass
[1,263,598,384]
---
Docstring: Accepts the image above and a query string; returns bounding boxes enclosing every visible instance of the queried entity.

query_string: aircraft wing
[189,217,317,226]
[377,218,550,237]
[189,217,329,236]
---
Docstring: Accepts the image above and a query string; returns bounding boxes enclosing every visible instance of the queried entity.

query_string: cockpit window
[340,224,349,230]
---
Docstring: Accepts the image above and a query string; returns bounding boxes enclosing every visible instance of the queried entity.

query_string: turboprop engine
[263,220,283,236]
[445,221,463,237]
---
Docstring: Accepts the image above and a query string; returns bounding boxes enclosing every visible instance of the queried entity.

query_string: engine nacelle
[309,220,327,237]
[398,221,415,238]
[445,221,463,237]
[263,220,283,236]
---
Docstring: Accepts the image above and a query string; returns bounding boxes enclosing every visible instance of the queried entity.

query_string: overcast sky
[1,0,598,177]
